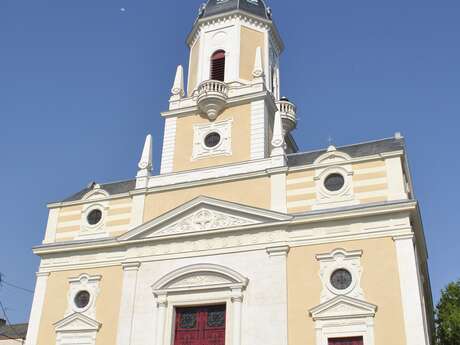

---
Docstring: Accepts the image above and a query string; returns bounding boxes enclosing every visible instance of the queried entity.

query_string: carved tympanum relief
[167,273,231,289]
[155,208,258,236]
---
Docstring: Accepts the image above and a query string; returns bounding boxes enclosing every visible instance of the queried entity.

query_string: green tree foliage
[436,279,460,345]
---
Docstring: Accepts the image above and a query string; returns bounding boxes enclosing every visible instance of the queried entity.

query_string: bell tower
[160,0,298,174]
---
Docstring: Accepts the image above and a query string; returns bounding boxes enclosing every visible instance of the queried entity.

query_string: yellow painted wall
[53,197,133,242]
[172,104,252,172]
[240,26,265,81]
[143,176,270,222]
[288,238,406,345]
[188,39,201,95]
[36,266,123,345]
[286,159,390,213]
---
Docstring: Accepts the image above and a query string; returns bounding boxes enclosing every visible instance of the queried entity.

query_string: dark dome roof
[198,0,272,21]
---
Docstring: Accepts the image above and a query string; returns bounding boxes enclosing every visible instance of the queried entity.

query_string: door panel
[174,305,226,345]
[328,337,364,345]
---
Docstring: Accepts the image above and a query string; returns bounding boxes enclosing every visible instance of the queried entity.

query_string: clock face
[330,269,353,290]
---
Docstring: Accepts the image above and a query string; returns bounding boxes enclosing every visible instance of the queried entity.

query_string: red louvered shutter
[211,50,226,82]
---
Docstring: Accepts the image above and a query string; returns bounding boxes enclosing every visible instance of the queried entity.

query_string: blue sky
[0,0,459,323]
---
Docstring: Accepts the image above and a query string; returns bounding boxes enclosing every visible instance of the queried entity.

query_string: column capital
[266,245,290,257]
[122,262,141,271]
[392,233,415,242]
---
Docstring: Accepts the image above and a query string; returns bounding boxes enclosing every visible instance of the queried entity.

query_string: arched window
[210,50,226,82]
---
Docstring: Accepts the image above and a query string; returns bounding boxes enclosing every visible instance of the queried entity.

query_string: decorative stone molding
[79,201,109,240]
[316,248,364,303]
[156,208,258,236]
[122,261,141,271]
[152,264,248,345]
[192,119,232,160]
[67,273,102,318]
[54,313,101,345]
[309,295,377,345]
[152,263,248,295]
[313,160,358,210]
[266,245,290,257]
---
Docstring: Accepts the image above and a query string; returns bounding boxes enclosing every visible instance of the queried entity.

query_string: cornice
[161,89,276,118]
[187,10,284,53]
[34,200,418,257]
[287,150,405,173]
[48,148,406,210]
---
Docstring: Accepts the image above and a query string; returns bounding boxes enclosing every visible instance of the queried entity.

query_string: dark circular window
[330,269,353,290]
[74,291,91,309]
[324,173,345,192]
[87,209,102,225]
[204,132,221,148]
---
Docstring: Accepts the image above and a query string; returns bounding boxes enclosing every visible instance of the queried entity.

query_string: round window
[324,173,345,192]
[330,269,353,290]
[204,132,221,148]
[74,290,91,309]
[87,209,102,225]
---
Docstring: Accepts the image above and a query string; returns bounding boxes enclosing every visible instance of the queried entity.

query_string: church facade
[25,1,434,345]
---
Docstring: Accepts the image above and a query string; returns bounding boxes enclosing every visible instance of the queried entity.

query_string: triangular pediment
[309,295,377,321]
[54,313,101,332]
[120,196,291,241]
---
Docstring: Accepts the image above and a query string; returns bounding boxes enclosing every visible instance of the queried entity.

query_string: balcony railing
[196,80,229,121]
[197,80,229,97]
[277,99,297,134]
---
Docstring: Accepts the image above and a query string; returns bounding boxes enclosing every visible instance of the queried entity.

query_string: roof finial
[271,109,286,157]
[327,135,336,152]
[137,134,153,178]
[170,65,185,101]
[252,46,264,81]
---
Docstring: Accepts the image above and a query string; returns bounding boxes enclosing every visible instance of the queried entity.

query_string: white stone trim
[120,196,290,241]
[24,272,50,345]
[129,194,145,229]
[116,262,141,345]
[393,234,429,345]
[160,117,177,174]
[250,99,266,160]
[43,209,59,244]
[271,171,287,213]
[152,264,248,345]
[192,119,233,160]
[54,312,101,345]
[310,295,377,345]
[148,157,284,189]
[67,273,102,318]
[316,249,364,302]
[313,164,358,210]
[78,202,109,240]
[385,156,408,200]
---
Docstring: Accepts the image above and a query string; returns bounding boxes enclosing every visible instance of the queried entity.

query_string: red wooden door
[328,337,364,345]
[174,305,226,345]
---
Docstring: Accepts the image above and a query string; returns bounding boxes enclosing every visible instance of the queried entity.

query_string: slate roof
[58,137,405,203]
[62,179,136,203]
[287,137,405,167]
[0,323,28,340]
[198,0,272,21]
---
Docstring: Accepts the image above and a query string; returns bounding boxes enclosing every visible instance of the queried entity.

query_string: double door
[174,305,226,345]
